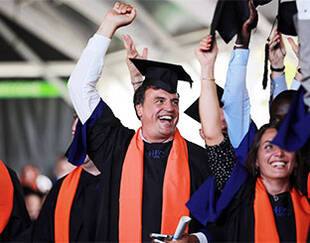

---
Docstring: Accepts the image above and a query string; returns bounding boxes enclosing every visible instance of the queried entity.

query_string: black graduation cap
[184,85,224,123]
[277,0,297,36]
[210,0,272,44]
[130,58,193,93]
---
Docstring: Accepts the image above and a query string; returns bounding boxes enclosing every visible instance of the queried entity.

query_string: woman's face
[256,128,296,181]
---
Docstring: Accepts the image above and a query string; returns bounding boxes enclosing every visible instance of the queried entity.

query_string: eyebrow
[154,96,166,100]
[262,140,272,145]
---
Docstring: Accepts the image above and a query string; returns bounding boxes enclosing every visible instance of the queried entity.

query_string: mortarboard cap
[210,0,272,44]
[184,85,224,123]
[130,58,193,93]
[277,0,297,36]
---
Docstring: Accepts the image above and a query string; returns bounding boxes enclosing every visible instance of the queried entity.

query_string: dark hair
[269,90,297,125]
[245,123,304,194]
[133,84,180,120]
[133,84,160,120]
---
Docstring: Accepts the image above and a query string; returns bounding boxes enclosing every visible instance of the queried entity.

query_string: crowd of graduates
[1,0,309,242]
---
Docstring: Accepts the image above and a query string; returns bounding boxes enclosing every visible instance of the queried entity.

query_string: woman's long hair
[245,123,305,195]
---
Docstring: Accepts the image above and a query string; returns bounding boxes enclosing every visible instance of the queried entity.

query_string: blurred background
[0,0,299,176]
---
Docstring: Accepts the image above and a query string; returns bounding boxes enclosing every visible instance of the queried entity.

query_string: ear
[255,159,259,168]
[135,104,143,119]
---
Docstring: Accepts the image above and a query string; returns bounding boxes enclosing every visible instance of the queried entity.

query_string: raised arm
[121,34,148,91]
[196,36,222,146]
[269,29,302,99]
[221,0,257,148]
[268,28,288,100]
[287,37,302,90]
[67,2,136,124]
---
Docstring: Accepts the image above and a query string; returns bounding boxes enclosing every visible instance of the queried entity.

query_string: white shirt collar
[139,129,174,143]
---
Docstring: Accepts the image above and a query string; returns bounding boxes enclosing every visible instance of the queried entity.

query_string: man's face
[72,117,79,137]
[136,88,179,142]
[270,100,291,125]
[199,107,227,141]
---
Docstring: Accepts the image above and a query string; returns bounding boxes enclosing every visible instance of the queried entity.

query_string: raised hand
[269,28,286,69]
[196,35,223,146]
[195,35,218,79]
[242,0,258,33]
[97,2,136,38]
[287,37,299,64]
[235,0,258,48]
[122,34,148,60]
[287,37,302,81]
[121,34,148,89]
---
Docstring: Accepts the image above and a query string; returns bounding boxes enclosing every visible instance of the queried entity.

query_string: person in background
[0,160,31,241]
[20,164,52,222]
[23,187,43,221]
[23,113,102,242]
[20,164,40,192]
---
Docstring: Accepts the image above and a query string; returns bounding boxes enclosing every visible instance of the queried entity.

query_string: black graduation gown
[85,102,211,241]
[25,170,103,242]
[205,175,310,242]
[0,166,31,242]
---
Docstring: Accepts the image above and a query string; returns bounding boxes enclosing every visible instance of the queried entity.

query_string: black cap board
[130,58,193,94]
[277,0,297,36]
[184,85,224,123]
[210,0,272,44]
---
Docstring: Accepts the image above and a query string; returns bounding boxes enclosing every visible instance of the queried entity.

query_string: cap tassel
[262,38,270,90]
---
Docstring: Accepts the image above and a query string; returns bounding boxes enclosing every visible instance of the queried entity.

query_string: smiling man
[66,2,210,242]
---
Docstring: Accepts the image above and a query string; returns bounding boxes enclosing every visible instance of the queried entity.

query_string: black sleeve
[1,168,31,242]
[205,135,237,192]
[203,178,256,242]
[86,103,135,172]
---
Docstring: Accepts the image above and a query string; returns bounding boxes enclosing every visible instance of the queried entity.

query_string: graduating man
[67,2,210,242]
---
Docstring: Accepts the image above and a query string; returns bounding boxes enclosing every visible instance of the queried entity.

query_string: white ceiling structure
[0,0,298,146]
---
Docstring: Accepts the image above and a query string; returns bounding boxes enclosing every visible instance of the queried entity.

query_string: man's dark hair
[133,84,160,120]
[269,90,297,125]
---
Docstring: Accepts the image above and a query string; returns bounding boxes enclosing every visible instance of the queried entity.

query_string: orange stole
[119,128,190,242]
[0,160,14,233]
[54,166,82,243]
[254,177,310,243]
[308,173,310,198]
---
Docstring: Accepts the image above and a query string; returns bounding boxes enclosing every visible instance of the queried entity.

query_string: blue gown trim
[67,100,106,165]
[186,121,257,226]
[272,86,310,151]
